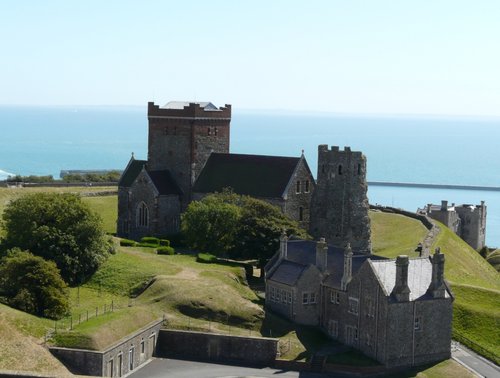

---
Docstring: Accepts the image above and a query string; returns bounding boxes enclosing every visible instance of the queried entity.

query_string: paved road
[129,358,341,378]
[452,343,500,378]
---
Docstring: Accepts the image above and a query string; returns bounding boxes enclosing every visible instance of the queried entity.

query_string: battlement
[318,145,364,159]
[148,101,231,119]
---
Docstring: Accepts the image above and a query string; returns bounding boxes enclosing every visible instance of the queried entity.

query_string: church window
[296,180,301,193]
[304,180,310,193]
[348,297,359,315]
[302,292,308,304]
[137,202,149,228]
[299,207,304,221]
[310,292,317,303]
[338,164,343,175]
[331,291,340,304]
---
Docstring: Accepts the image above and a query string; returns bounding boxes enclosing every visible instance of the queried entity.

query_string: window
[366,298,375,318]
[357,163,361,175]
[270,287,275,301]
[299,206,304,221]
[282,290,287,304]
[304,180,310,193]
[214,127,218,136]
[310,292,317,303]
[328,320,338,337]
[207,127,211,135]
[302,292,308,304]
[296,180,301,193]
[140,338,145,354]
[331,291,340,304]
[129,348,134,371]
[346,325,358,345]
[338,165,343,175]
[276,289,281,302]
[137,202,149,227]
[414,316,422,331]
[287,291,292,304]
[348,297,359,315]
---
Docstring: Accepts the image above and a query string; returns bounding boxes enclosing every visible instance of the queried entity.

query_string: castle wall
[455,204,486,250]
[310,145,371,253]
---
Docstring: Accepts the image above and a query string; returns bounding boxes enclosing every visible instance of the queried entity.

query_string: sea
[1,106,499,247]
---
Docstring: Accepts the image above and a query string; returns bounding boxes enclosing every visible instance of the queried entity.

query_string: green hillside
[371,210,500,364]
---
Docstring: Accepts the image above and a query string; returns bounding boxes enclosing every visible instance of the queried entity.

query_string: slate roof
[193,153,301,198]
[270,260,309,285]
[118,159,146,187]
[147,170,183,195]
[162,101,219,110]
[369,258,450,300]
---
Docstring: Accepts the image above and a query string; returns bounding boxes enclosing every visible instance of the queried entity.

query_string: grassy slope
[371,211,500,363]
[82,195,117,234]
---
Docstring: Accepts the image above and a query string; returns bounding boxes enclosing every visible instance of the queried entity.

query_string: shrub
[156,246,175,255]
[165,233,186,248]
[137,242,159,248]
[140,237,160,246]
[119,239,136,247]
[197,253,217,264]
[159,239,170,247]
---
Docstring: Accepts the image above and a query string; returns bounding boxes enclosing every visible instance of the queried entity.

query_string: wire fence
[453,331,499,366]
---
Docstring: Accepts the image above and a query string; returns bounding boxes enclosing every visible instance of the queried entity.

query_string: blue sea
[1,106,499,247]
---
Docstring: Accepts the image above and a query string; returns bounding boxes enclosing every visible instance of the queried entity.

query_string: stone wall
[49,319,163,376]
[156,329,278,366]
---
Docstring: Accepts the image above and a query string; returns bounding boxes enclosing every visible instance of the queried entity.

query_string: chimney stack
[391,255,411,301]
[441,200,448,211]
[279,230,288,259]
[316,237,328,272]
[340,243,353,290]
[427,247,446,298]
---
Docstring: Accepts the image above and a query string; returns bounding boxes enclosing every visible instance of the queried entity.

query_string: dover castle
[117,101,453,368]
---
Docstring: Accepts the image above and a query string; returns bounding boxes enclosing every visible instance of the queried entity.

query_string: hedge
[157,246,175,255]
[140,237,160,246]
[120,239,136,247]
[196,253,217,264]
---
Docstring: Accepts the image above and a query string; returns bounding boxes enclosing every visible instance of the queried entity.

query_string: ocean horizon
[1,105,499,247]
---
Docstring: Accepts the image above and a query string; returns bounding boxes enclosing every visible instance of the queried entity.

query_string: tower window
[296,180,301,193]
[357,163,361,175]
[299,206,304,221]
[321,165,326,174]
[215,127,218,136]
[305,180,310,193]
[207,127,211,136]
[338,165,343,175]
[137,202,149,227]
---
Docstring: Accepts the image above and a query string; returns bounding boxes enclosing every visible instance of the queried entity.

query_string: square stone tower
[147,101,231,207]
[309,145,371,253]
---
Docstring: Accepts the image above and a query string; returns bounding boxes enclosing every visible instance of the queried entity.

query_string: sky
[1,1,499,116]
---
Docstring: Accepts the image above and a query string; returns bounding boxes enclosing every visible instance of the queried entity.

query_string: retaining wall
[157,329,278,366]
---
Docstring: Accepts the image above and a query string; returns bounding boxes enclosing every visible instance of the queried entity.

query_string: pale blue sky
[1,1,499,115]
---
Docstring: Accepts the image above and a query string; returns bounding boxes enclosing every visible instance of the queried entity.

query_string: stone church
[117,101,317,239]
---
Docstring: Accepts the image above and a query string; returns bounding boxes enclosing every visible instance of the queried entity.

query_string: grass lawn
[370,211,428,258]
[82,195,117,234]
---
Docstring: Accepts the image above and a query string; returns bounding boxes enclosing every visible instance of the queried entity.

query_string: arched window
[338,165,343,175]
[137,202,149,227]
[299,206,304,221]
[357,163,361,175]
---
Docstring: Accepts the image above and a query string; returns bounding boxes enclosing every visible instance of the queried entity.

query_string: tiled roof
[269,260,308,285]
[370,258,450,300]
[147,170,183,195]
[118,159,146,187]
[193,153,301,198]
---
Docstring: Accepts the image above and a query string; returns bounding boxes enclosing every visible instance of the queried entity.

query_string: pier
[368,181,500,192]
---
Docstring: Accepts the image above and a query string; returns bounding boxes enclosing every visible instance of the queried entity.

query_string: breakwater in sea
[369,181,500,192]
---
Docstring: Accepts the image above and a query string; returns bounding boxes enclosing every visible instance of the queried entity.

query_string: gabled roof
[162,101,219,111]
[193,153,301,198]
[270,260,309,286]
[118,158,146,187]
[147,170,183,196]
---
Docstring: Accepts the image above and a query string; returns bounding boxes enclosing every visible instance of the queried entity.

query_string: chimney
[279,230,288,259]
[427,247,446,298]
[340,243,353,290]
[316,237,328,272]
[441,200,448,211]
[427,204,432,213]
[391,255,411,301]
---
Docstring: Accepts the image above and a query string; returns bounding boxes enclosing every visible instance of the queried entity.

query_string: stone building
[420,200,486,250]
[117,101,314,239]
[265,235,453,368]
[309,145,371,253]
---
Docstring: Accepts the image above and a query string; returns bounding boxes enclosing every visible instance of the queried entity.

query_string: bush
[156,246,175,255]
[140,237,160,246]
[0,249,70,319]
[197,253,217,264]
[119,239,136,247]
[165,233,186,248]
[137,242,159,248]
[159,239,170,247]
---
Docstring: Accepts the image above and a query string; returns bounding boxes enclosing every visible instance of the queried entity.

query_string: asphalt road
[128,358,340,378]
[452,343,500,378]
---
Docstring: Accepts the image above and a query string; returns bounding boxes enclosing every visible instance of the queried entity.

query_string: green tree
[0,249,69,319]
[1,193,109,285]
[182,196,241,255]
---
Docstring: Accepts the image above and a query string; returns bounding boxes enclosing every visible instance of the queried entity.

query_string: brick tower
[309,145,371,253]
[147,101,231,207]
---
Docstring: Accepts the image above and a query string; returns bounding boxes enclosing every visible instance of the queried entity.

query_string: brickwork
[310,145,371,253]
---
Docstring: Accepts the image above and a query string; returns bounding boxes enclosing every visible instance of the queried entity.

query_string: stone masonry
[309,145,371,253]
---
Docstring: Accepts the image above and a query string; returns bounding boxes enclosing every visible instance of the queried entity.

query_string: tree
[181,191,309,266]
[0,249,69,319]
[182,196,241,254]
[1,193,109,285]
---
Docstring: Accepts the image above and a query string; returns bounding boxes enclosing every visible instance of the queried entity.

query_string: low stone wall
[49,319,163,376]
[157,329,278,366]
